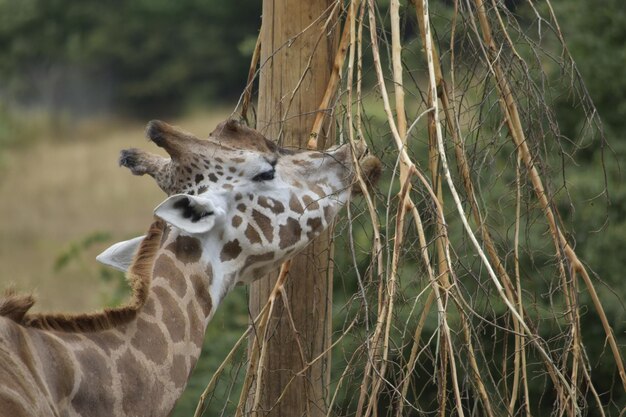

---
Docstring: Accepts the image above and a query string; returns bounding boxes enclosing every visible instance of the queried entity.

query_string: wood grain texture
[248,0,338,415]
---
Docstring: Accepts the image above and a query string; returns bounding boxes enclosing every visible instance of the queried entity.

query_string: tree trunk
[248,1,337,416]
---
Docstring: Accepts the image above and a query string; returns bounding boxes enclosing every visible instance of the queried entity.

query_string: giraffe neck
[20,201,336,417]
[63,228,225,417]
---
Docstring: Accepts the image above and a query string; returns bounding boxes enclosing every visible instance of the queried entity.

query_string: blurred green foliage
[54,232,111,272]
[553,0,626,140]
[53,231,133,306]
[0,0,260,116]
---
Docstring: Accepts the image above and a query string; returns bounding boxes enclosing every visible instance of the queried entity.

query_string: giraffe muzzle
[351,141,382,194]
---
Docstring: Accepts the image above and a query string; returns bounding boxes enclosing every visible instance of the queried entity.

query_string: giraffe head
[103,119,380,285]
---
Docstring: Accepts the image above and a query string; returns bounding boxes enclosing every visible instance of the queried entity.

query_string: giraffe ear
[96,235,145,272]
[154,194,223,234]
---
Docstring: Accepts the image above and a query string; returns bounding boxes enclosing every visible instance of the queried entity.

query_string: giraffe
[0,119,381,417]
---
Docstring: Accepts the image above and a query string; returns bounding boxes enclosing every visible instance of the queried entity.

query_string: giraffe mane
[0,219,165,332]
[0,288,35,323]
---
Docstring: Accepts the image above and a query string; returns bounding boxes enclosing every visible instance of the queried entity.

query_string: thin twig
[241,33,262,125]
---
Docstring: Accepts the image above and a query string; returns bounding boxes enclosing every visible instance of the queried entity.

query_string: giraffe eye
[252,169,275,182]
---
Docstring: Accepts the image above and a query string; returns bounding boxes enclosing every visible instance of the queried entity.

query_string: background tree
[245,1,338,415]
[0,0,260,116]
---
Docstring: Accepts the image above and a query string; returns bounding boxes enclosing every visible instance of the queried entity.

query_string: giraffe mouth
[354,153,382,194]
[351,141,382,194]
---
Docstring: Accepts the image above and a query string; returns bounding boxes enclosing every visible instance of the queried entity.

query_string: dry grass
[0,109,228,312]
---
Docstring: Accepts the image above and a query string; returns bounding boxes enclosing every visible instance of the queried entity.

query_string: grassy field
[0,109,229,312]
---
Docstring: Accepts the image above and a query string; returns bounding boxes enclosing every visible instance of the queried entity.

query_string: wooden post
[248,0,337,415]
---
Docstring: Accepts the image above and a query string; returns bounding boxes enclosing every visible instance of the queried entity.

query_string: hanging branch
[308,0,362,149]
[240,33,262,125]
[235,260,292,417]
[422,0,581,411]
[470,0,626,393]
[193,1,624,416]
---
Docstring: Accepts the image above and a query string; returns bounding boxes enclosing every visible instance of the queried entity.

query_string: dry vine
[198,0,625,416]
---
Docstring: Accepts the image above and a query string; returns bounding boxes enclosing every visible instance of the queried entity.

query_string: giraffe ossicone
[0,119,381,417]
